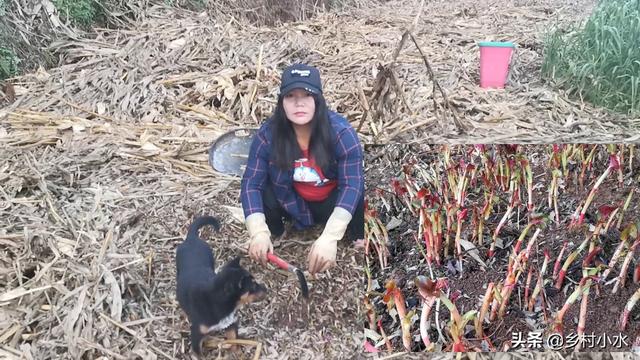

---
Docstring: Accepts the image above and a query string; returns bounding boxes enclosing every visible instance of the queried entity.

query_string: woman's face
[283,89,315,126]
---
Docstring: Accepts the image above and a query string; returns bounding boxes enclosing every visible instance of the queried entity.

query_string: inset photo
[363,144,639,353]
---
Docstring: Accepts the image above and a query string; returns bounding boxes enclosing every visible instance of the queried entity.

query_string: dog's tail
[186,216,220,241]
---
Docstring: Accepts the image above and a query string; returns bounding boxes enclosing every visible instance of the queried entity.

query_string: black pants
[262,185,365,241]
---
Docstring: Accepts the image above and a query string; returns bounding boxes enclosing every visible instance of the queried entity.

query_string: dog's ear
[228,256,241,268]
[224,274,243,294]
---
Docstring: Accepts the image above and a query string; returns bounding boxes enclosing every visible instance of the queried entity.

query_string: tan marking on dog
[225,326,239,352]
[199,324,209,334]
[237,291,265,307]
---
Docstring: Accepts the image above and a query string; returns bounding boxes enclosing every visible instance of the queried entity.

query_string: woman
[240,63,365,276]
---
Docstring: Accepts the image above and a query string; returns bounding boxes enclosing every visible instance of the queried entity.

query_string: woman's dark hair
[271,93,335,172]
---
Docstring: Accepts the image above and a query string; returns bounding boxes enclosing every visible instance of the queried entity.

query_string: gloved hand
[245,213,273,265]
[308,207,352,275]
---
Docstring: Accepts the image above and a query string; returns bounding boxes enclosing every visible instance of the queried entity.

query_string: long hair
[271,93,335,172]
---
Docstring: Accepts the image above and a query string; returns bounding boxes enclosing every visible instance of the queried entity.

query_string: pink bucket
[479,41,515,89]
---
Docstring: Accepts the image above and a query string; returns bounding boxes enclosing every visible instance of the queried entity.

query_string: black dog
[176,216,267,355]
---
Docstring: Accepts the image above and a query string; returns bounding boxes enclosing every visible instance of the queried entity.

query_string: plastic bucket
[479,41,515,89]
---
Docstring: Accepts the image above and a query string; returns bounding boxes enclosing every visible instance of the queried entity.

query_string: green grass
[0,47,18,80]
[52,0,101,27]
[542,0,640,115]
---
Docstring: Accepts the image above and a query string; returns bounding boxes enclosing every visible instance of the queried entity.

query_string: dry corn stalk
[365,209,390,270]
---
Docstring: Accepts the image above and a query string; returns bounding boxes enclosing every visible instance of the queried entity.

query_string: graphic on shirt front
[293,158,329,186]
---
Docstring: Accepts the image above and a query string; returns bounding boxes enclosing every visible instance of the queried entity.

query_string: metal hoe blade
[267,252,310,299]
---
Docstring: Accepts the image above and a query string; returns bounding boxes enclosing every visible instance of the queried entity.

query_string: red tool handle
[267,253,291,271]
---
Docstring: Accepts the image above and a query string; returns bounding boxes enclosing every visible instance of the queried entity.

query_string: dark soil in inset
[363,144,640,353]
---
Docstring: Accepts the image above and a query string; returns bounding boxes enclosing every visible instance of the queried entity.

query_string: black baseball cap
[279,64,322,96]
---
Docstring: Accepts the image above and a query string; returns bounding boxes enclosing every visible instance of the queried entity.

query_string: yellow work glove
[307,207,352,275]
[245,213,273,265]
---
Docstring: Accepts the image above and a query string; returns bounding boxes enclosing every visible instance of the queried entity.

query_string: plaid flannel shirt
[240,111,364,230]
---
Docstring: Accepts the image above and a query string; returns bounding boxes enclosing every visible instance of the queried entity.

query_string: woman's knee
[349,195,365,240]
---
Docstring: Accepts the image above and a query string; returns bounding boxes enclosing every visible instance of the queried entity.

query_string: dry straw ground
[1,0,639,359]
[3,0,639,143]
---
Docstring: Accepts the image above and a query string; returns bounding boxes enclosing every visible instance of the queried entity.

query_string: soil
[363,144,640,353]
